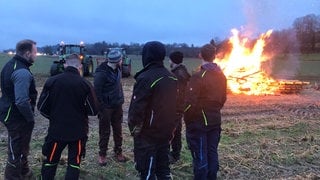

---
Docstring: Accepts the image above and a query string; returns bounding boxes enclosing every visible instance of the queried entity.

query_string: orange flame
[216,29,278,95]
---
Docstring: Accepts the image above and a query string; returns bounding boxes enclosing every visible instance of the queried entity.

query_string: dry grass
[0,75,320,179]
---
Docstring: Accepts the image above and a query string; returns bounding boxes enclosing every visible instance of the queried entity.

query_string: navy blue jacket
[171,64,190,114]
[0,55,37,123]
[94,62,124,109]
[184,62,227,126]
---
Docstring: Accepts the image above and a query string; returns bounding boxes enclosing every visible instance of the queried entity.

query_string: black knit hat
[200,44,216,62]
[169,51,184,64]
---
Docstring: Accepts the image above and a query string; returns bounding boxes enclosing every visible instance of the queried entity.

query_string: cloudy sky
[0,0,319,50]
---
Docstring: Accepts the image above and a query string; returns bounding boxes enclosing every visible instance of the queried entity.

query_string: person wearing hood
[168,51,190,164]
[94,49,127,165]
[128,41,177,179]
[0,39,38,179]
[184,44,227,180]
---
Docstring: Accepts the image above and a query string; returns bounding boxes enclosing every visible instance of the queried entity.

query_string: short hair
[169,51,184,64]
[200,44,216,62]
[65,54,82,68]
[16,39,36,56]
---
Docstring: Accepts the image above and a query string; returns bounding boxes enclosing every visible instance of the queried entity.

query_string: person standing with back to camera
[184,44,227,180]
[168,51,190,164]
[94,49,128,166]
[0,39,38,180]
[128,41,177,179]
[37,54,98,179]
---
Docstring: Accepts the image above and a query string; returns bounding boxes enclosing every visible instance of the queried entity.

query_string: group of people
[0,39,227,180]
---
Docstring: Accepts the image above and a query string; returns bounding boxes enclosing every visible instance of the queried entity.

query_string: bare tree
[42,45,54,55]
[266,28,299,54]
[293,14,320,53]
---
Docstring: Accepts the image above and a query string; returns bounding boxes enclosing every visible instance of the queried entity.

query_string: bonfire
[216,29,309,95]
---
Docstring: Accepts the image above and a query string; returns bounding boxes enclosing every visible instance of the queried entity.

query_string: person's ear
[24,51,30,59]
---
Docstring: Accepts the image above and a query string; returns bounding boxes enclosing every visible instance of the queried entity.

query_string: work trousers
[98,106,123,156]
[186,122,221,180]
[134,136,172,180]
[4,120,34,180]
[41,135,86,180]
[169,113,183,159]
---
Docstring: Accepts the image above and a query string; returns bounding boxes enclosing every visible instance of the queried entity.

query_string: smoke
[274,55,300,80]
[270,29,300,80]
[241,0,277,37]
[240,0,301,80]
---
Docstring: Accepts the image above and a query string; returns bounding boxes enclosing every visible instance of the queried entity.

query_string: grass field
[1,53,319,79]
[0,53,203,76]
[0,53,320,179]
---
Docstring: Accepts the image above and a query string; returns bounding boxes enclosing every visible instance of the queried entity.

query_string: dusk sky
[0,0,319,50]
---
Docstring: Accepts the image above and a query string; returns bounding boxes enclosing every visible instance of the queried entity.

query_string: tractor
[50,41,94,76]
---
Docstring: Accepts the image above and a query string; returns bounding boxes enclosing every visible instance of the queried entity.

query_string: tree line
[4,14,319,57]
[38,41,201,58]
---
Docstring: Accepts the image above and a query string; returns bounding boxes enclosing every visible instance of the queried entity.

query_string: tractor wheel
[83,59,94,76]
[50,63,64,76]
[88,60,94,75]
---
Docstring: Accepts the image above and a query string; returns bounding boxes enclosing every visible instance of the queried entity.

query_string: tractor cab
[50,41,94,76]
[59,43,85,55]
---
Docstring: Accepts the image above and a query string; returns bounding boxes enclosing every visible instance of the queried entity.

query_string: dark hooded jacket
[171,64,190,114]
[128,41,177,143]
[94,62,124,109]
[0,55,37,124]
[184,62,227,126]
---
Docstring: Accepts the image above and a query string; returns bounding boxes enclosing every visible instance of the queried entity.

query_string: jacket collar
[171,63,184,72]
[13,55,33,67]
[65,66,80,75]
[134,62,164,79]
[201,62,221,72]
[97,62,120,73]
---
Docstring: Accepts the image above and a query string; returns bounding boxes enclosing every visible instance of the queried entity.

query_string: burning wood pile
[227,75,310,95]
[216,29,310,95]
[275,80,310,94]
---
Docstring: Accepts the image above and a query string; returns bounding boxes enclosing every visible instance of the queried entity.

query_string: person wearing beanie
[128,41,177,179]
[184,44,227,180]
[168,51,191,164]
[94,49,128,165]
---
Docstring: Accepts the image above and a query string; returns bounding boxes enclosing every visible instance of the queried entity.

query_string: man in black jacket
[184,44,227,180]
[128,41,177,179]
[168,51,190,163]
[94,49,127,165]
[0,39,37,180]
[37,54,98,180]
